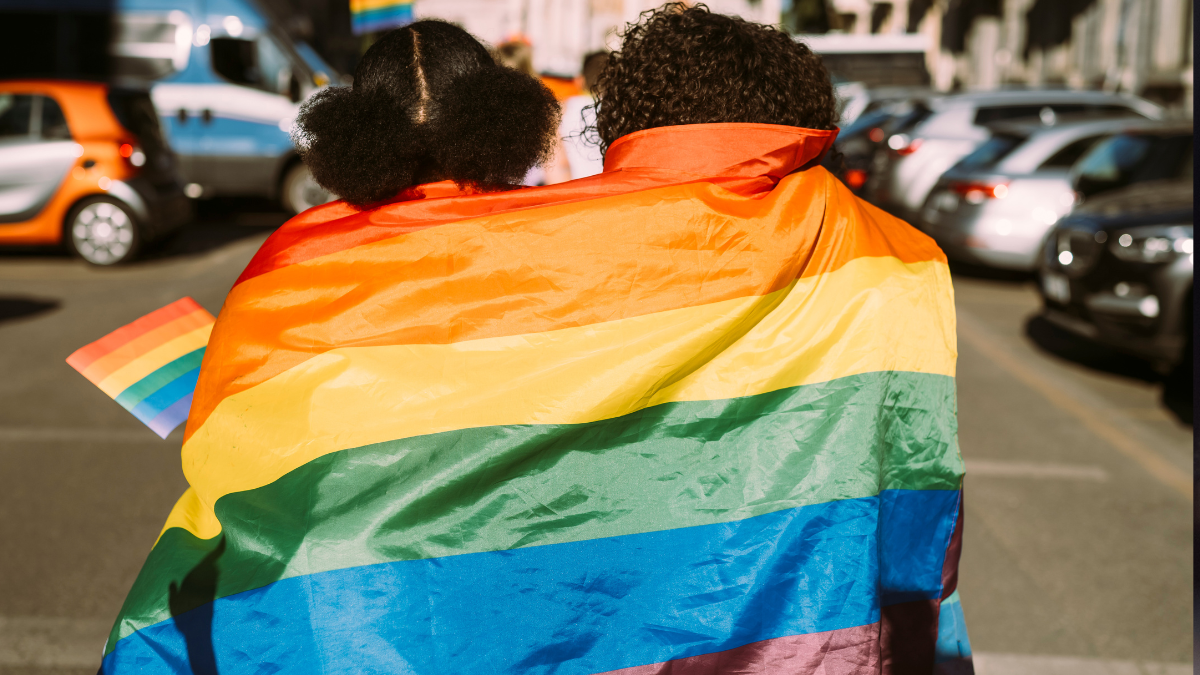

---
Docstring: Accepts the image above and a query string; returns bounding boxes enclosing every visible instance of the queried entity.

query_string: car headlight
[1109,225,1193,263]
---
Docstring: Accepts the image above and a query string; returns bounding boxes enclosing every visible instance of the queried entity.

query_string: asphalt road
[0,206,1192,674]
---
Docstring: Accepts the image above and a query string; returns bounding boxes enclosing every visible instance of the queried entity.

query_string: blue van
[111,0,334,213]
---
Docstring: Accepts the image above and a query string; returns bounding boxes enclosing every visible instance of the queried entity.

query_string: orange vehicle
[0,80,190,264]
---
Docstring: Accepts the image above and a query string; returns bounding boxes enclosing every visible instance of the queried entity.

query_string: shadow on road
[0,296,60,324]
[1025,315,1193,425]
[141,197,288,262]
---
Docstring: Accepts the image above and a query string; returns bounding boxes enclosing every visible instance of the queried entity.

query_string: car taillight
[949,180,1009,204]
[118,141,146,168]
[844,169,868,189]
[868,127,885,143]
[886,134,922,156]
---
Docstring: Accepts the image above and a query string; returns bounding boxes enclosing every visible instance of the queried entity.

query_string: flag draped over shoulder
[101,124,964,675]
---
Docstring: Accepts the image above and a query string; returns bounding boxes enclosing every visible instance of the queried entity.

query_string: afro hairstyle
[294,20,560,208]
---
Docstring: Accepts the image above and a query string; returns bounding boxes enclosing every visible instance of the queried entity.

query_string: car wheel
[66,197,141,265]
[281,162,333,215]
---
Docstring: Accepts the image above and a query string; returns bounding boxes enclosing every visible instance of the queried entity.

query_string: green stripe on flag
[114,348,205,411]
[107,370,962,653]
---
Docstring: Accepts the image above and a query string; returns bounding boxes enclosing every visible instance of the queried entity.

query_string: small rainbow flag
[349,0,414,35]
[67,298,214,439]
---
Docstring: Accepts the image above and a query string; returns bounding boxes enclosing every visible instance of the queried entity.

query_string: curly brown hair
[594,4,838,153]
[294,21,559,208]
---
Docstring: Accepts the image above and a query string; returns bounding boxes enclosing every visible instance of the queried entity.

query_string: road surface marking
[965,459,1108,481]
[956,312,1192,502]
[974,651,1192,675]
[0,616,108,668]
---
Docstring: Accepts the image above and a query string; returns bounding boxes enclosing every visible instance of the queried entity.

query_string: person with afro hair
[293,20,560,207]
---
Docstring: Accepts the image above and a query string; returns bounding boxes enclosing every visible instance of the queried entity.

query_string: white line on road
[956,311,1193,501]
[0,616,107,668]
[974,651,1192,675]
[965,459,1109,482]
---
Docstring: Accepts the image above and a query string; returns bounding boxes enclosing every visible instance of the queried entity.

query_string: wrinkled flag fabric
[101,123,966,674]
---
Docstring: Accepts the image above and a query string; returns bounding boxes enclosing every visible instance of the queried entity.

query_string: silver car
[918,116,1162,271]
[870,90,1162,223]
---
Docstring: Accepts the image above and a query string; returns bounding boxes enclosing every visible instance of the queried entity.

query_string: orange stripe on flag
[66,298,205,373]
[184,171,943,441]
[72,307,214,385]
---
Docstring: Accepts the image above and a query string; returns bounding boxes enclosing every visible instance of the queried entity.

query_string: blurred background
[0,1,1192,674]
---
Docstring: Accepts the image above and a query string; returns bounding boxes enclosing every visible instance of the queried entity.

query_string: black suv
[1038,123,1192,372]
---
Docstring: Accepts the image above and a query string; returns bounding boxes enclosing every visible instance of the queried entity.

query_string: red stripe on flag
[66,297,206,372]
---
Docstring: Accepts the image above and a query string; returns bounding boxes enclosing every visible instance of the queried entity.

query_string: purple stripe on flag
[594,623,881,674]
[146,393,193,439]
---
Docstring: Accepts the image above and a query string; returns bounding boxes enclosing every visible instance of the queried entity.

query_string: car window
[1041,134,1103,169]
[256,34,297,99]
[111,14,190,81]
[107,89,166,153]
[0,94,34,138]
[956,133,1025,170]
[1074,131,1192,197]
[1131,133,1194,182]
[840,109,892,139]
[1076,134,1150,180]
[885,104,933,134]
[974,105,1046,125]
[974,103,1138,126]
[40,96,71,140]
[211,35,301,100]
[211,37,260,88]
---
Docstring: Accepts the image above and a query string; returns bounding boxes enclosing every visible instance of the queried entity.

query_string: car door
[0,94,79,223]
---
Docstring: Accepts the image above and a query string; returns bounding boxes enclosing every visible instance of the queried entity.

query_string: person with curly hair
[587,5,968,671]
[99,6,964,675]
[293,20,559,206]
[592,4,839,151]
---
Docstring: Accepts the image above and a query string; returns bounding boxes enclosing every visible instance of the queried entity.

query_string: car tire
[65,196,141,265]
[280,162,332,215]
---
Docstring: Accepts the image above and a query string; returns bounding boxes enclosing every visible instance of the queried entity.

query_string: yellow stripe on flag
[350,0,413,13]
[95,325,214,398]
[167,256,955,542]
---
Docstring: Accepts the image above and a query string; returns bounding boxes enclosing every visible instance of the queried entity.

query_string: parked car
[0,80,190,264]
[869,90,1162,223]
[1038,122,1193,370]
[917,116,1159,271]
[111,0,334,214]
[1039,179,1192,371]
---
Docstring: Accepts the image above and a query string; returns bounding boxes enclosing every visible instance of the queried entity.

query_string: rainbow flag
[67,298,213,439]
[101,124,966,674]
[350,0,414,35]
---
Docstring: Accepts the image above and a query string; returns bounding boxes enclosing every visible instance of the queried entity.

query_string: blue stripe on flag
[351,5,413,34]
[101,490,958,674]
[128,368,200,425]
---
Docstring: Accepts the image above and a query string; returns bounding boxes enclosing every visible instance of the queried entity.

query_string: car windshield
[884,103,933,135]
[955,133,1025,170]
[1074,131,1193,198]
[840,109,892,139]
[974,103,1141,126]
